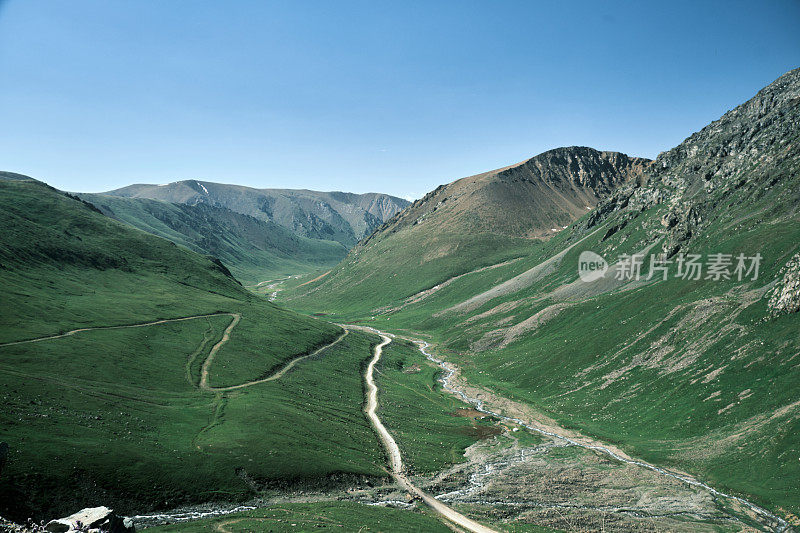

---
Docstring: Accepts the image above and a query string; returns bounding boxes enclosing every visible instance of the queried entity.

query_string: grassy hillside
[0,177,501,529]
[0,178,387,520]
[79,193,346,284]
[104,180,410,246]
[376,338,497,473]
[280,68,800,519]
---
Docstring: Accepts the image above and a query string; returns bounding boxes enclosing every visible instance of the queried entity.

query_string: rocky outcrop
[502,146,650,197]
[44,508,133,533]
[582,67,800,257]
[768,253,800,315]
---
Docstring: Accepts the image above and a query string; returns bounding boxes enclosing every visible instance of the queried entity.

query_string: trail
[0,313,239,347]
[1,311,345,393]
[360,328,500,533]
[197,313,241,390]
[442,227,602,315]
[296,270,330,288]
[371,257,523,316]
[200,328,348,392]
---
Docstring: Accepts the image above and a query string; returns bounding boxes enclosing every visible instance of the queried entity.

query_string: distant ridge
[79,193,347,284]
[104,180,410,246]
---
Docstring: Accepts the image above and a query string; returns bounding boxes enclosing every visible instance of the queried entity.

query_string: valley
[276,68,800,530]
[1,67,798,533]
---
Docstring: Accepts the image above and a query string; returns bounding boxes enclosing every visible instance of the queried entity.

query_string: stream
[411,338,790,532]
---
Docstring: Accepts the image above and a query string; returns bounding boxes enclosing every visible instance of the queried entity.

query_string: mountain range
[103,180,409,246]
[1,68,798,531]
[67,182,409,284]
[77,193,348,284]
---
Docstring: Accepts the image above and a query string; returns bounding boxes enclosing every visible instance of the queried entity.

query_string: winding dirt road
[2,312,347,393]
[362,330,499,533]
[198,313,242,390]
[201,328,349,392]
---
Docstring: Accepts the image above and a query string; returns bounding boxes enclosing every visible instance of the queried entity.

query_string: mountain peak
[368,146,650,244]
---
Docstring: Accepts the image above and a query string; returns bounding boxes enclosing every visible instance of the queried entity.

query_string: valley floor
[2,271,794,532]
[117,291,789,532]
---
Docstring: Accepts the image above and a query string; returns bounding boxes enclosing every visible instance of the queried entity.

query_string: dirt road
[361,331,499,533]
[0,312,239,347]
[201,328,348,392]
[1,312,346,393]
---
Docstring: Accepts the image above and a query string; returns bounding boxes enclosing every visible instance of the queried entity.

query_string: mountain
[78,193,347,284]
[103,180,410,246]
[0,176,392,520]
[370,146,650,241]
[286,147,650,315]
[283,68,800,519]
[0,177,245,306]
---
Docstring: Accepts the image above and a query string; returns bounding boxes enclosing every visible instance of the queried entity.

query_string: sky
[0,1,798,200]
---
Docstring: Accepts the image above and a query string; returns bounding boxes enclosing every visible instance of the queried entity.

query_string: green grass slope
[0,178,389,521]
[280,68,800,519]
[79,193,346,284]
[375,338,496,473]
[146,502,453,532]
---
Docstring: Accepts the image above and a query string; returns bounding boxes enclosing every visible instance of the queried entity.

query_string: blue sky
[0,1,798,199]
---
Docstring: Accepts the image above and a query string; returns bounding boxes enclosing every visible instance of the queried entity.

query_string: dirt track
[1,312,346,393]
[201,327,348,392]
[0,312,239,347]
[360,329,499,533]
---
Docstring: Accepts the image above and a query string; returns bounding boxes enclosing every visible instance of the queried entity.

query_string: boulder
[768,253,800,316]
[44,507,134,532]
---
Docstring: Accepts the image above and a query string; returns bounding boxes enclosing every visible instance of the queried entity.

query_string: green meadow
[145,502,453,532]
[0,178,502,526]
[0,180,379,520]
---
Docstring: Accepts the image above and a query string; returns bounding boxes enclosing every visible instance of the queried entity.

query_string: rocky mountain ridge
[365,146,651,245]
[582,67,800,258]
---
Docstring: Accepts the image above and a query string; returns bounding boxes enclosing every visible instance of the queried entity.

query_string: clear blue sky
[0,1,798,199]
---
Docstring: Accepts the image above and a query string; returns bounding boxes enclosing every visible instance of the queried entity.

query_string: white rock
[45,507,113,532]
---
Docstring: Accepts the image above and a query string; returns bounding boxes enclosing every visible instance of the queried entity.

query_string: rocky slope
[369,146,650,243]
[104,181,410,246]
[582,67,800,258]
[769,252,800,315]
